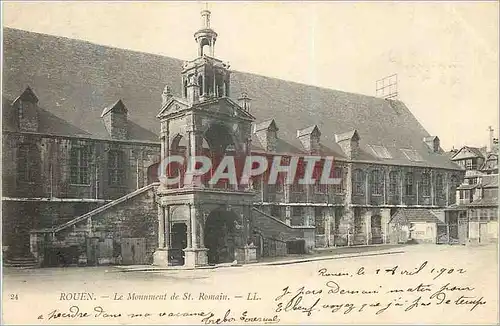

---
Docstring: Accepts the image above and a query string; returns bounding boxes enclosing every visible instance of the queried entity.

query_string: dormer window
[101,100,129,140]
[13,86,39,132]
[18,101,24,120]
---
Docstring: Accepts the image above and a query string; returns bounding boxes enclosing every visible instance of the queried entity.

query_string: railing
[48,183,160,234]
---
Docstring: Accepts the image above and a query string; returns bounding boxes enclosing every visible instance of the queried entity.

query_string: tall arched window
[108,150,125,186]
[389,171,399,196]
[420,172,431,197]
[435,174,444,198]
[370,170,383,195]
[198,75,204,95]
[404,172,414,196]
[183,79,188,98]
[353,169,365,195]
[332,167,343,194]
[17,144,39,182]
[70,144,90,185]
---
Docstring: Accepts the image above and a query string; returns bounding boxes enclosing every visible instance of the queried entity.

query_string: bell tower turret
[181,8,230,103]
[195,9,218,57]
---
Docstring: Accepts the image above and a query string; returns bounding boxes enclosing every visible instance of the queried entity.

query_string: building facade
[2,10,464,267]
[445,140,498,245]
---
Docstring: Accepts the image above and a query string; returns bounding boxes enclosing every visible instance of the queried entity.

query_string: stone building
[2,10,463,267]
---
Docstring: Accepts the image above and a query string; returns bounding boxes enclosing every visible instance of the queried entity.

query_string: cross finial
[201,2,211,28]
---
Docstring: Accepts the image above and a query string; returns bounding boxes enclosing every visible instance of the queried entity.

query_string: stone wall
[31,186,158,266]
[3,201,101,257]
[2,132,160,200]
[251,207,315,255]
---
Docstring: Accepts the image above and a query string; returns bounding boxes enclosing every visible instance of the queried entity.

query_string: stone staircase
[51,182,160,234]
[3,256,39,268]
[251,207,316,254]
[252,207,304,240]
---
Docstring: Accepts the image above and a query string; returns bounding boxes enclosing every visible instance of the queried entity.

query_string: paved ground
[258,243,407,263]
[2,244,498,325]
[112,243,407,271]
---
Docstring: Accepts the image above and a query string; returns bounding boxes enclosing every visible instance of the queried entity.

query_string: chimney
[161,85,173,107]
[423,136,441,153]
[13,86,39,132]
[297,125,321,154]
[253,119,278,152]
[186,75,200,105]
[238,92,252,112]
[335,130,360,159]
[101,99,128,140]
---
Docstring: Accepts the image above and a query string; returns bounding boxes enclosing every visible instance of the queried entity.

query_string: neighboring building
[388,208,447,244]
[2,10,464,268]
[445,136,499,245]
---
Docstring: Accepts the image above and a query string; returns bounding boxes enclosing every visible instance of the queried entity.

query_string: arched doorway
[170,223,187,266]
[204,209,240,265]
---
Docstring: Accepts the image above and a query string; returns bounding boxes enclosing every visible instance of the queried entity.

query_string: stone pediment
[157,97,254,121]
[197,97,255,121]
[156,97,190,119]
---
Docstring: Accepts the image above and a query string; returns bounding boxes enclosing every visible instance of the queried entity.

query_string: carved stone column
[153,204,170,266]
[165,206,170,249]
[190,204,198,249]
[185,129,204,187]
[365,210,372,245]
[158,204,165,248]
[183,204,208,267]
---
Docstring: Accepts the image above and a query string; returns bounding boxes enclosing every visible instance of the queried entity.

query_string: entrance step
[3,256,38,268]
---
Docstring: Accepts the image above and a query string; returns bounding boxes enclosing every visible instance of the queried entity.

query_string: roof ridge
[3,27,402,101]
[3,27,181,62]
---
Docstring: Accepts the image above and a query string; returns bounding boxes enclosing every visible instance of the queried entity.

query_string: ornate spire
[201,3,211,28]
[194,6,218,57]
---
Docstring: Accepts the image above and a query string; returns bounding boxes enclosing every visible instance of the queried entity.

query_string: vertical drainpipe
[49,163,53,198]
[95,160,99,200]
[136,156,140,190]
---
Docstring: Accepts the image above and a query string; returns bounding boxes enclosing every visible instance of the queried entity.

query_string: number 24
[10,294,19,300]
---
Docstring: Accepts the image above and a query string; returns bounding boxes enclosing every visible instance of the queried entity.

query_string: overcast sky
[3,1,498,150]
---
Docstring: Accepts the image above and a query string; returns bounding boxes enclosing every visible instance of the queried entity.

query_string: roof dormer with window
[12,86,39,132]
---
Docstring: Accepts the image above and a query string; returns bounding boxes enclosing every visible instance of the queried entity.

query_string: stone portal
[204,209,240,265]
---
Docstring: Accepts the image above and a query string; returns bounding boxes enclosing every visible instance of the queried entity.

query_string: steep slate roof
[390,208,446,225]
[3,28,460,169]
[451,146,486,160]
